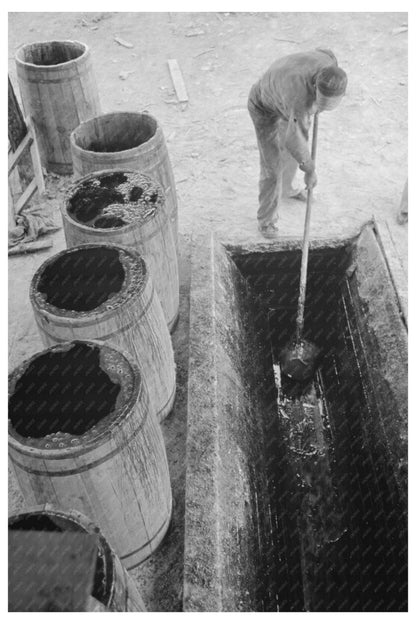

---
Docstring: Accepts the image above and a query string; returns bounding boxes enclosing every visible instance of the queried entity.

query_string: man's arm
[284,107,317,189]
[284,108,314,172]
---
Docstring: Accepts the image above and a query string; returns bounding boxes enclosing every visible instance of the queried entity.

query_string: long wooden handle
[295,113,319,343]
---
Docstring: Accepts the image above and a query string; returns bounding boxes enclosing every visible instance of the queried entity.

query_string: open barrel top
[8,340,142,453]
[15,40,90,69]
[64,169,165,230]
[29,244,149,319]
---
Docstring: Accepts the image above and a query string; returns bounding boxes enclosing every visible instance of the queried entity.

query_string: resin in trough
[233,246,407,612]
[9,342,120,439]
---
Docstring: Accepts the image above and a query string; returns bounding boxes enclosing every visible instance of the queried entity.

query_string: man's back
[251,49,338,118]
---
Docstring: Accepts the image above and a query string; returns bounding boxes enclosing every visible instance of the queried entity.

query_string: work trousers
[248,94,299,228]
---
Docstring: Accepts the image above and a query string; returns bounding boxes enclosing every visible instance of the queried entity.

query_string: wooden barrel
[8,505,147,611]
[8,340,172,568]
[62,169,179,332]
[15,40,101,175]
[29,243,176,421]
[70,111,178,245]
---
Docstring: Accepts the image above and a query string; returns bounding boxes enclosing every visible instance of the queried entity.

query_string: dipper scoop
[280,113,321,381]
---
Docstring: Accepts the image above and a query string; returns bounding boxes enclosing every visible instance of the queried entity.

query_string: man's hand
[304,169,317,190]
[299,159,317,189]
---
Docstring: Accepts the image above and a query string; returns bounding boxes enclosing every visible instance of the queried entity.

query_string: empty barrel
[29,244,176,421]
[62,169,179,332]
[70,111,178,245]
[8,340,172,568]
[9,505,147,611]
[15,40,101,174]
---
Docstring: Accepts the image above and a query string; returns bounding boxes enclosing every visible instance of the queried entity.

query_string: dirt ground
[8,11,408,612]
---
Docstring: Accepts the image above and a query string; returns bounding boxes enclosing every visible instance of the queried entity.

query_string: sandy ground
[8,11,408,612]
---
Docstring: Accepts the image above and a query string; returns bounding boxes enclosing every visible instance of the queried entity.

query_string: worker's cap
[316,66,348,97]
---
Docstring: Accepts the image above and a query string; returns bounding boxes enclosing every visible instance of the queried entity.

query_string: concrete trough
[184,223,407,612]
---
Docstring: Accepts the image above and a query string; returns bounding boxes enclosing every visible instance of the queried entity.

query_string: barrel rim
[8,504,116,607]
[8,339,144,455]
[29,242,149,320]
[70,110,163,158]
[63,168,167,233]
[15,39,90,71]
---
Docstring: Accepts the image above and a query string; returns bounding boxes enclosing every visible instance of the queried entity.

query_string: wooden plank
[8,119,45,226]
[27,119,45,195]
[14,178,37,214]
[8,531,98,611]
[114,35,134,48]
[8,168,21,229]
[8,132,33,174]
[8,239,53,256]
[8,79,34,189]
[8,166,22,199]
[9,184,16,230]
[167,59,189,102]
[30,140,45,195]
[8,76,27,151]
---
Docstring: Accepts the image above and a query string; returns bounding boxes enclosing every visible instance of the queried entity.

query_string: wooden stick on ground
[167,59,189,103]
[8,239,53,256]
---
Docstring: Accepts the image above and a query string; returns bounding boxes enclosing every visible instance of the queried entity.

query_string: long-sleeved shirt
[249,49,338,165]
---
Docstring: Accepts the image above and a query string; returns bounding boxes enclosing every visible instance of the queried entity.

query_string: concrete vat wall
[184,223,407,612]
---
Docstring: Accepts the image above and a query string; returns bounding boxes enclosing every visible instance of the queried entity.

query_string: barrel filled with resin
[70,111,178,245]
[62,170,179,332]
[8,340,172,567]
[29,244,176,421]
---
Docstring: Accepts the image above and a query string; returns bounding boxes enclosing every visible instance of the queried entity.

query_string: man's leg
[249,109,284,229]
